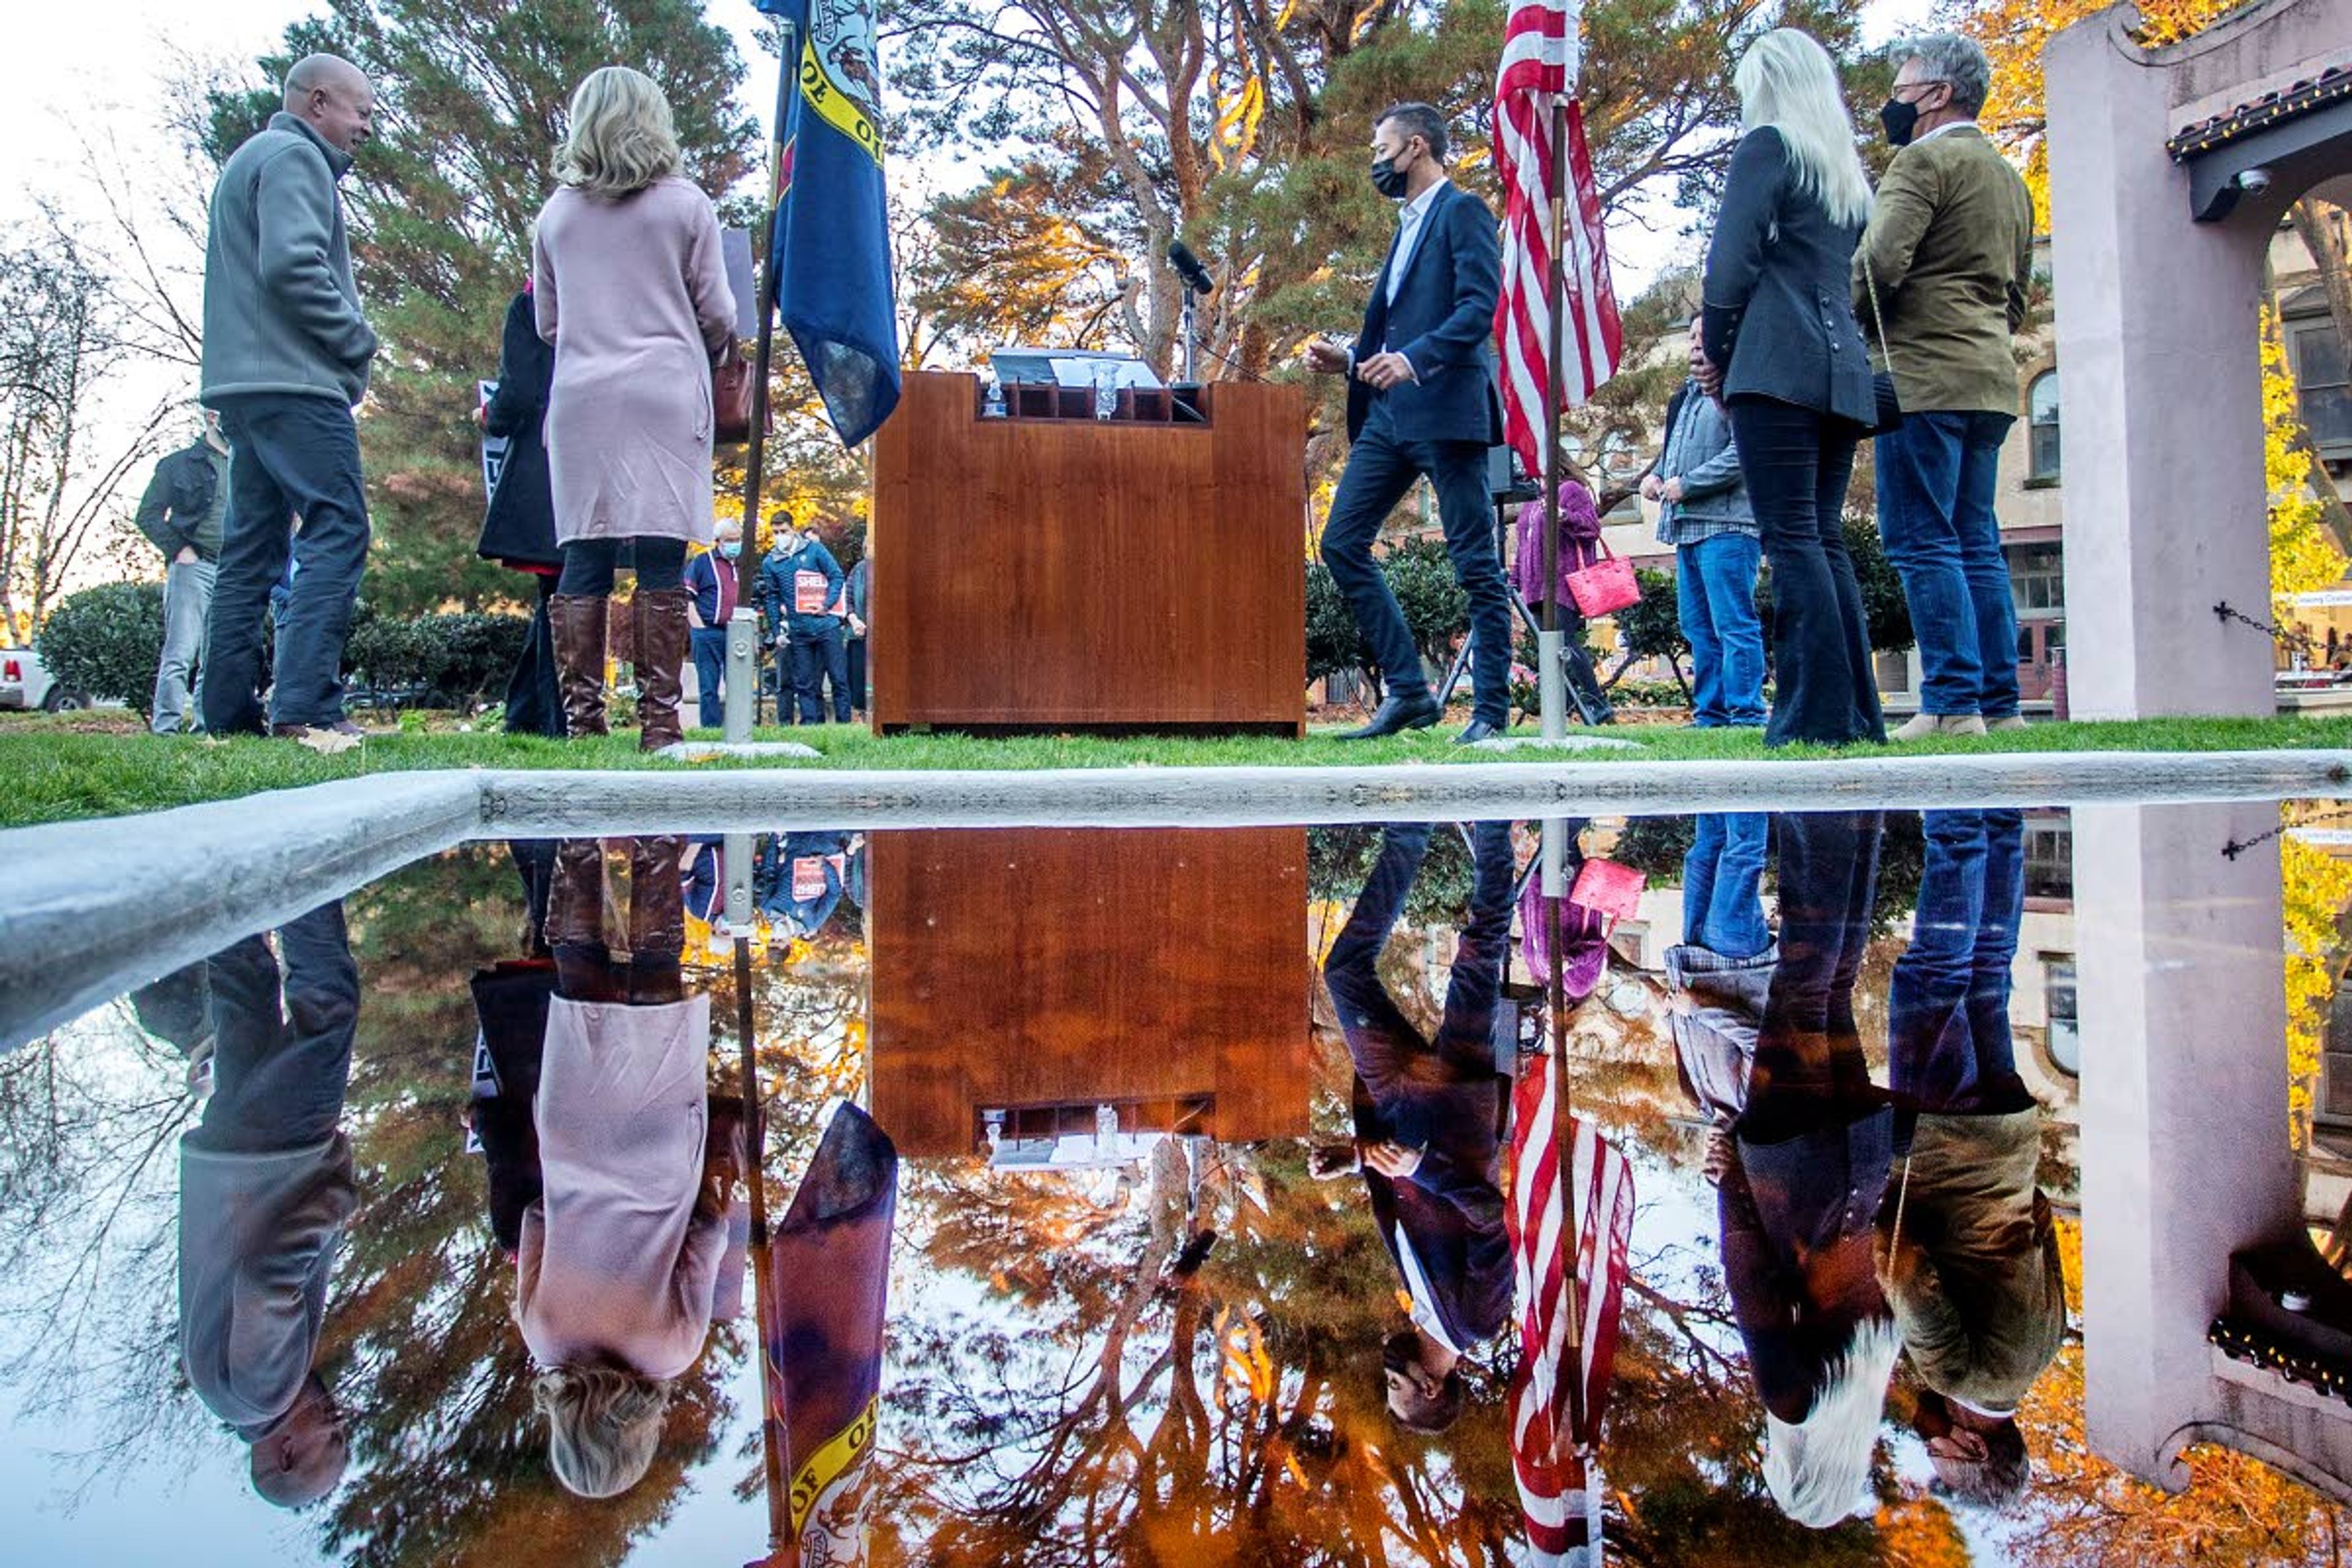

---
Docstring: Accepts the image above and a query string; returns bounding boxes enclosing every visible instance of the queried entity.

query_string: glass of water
[1092,362,1118,421]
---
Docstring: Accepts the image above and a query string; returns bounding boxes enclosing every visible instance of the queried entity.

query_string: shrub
[344,609,529,709]
[36,581,164,716]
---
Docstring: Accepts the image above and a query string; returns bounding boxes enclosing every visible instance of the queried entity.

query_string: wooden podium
[869,371,1306,735]
[867,827,1312,1159]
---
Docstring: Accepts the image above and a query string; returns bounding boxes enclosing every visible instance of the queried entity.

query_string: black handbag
[1859,246,1905,437]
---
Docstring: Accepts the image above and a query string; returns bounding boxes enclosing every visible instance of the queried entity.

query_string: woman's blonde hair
[533,1365,671,1499]
[1734,28,1874,230]
[552,66,682,198]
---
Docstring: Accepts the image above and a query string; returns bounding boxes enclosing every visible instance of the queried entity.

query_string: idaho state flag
[755,0,902,448]
[766,1102,898,1567]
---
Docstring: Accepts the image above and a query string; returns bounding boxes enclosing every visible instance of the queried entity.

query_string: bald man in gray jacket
[199,55,380,742]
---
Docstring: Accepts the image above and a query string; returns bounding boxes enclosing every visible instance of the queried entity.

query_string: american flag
[1504,1046,1634,1566]
[1494,0,1623,481]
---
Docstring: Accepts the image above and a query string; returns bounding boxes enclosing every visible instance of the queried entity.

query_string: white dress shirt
[1385,178,1449,305]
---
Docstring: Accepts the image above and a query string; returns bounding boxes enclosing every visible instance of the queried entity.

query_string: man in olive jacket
[198,54,380,741]
[1855,33,2035,742]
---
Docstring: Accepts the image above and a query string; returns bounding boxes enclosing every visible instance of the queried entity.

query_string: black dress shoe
[1455,717,1505,746]
[1337,692,1441,740]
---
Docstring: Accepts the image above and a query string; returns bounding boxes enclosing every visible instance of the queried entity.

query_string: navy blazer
[1701,128,1877,429]
[477,290,560,570]
[1348,181,1506,447]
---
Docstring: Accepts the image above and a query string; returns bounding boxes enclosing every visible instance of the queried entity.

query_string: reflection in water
[1323,820,1515,1434]
[178,900,358,1508]
[1713,811,1901,1529]
[1884,810,2065,1509]
[524,837,736,1501]
[28,811,2352,1562]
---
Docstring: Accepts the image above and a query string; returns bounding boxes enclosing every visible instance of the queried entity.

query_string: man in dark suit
[1306,102,1512,744]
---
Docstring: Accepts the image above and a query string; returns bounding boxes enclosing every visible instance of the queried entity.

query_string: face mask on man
[1879,93,1923,148]
[1370,141,1415,201]
[717,540,741,560]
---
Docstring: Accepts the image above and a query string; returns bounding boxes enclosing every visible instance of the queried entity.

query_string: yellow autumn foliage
[1957,0,2245,225]
[2262,306,2350,612]
[2281,829,2352,1150]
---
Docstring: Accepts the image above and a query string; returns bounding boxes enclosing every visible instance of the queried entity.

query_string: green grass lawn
[4,709,2350,828]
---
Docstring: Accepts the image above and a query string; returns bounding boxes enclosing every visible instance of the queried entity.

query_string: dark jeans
[1682,812,1771,958]
[1676,534,1766,726]
[1726,398,1883,748]
[203,396,370,733]
[1888,808,2033,1113]
[1321,399,1514,722]
[846,635,867,715]
[691,625,728,729]
[556,536,685,595]
[1529,598,1616,726]
[1744,810,1883,1140]
[504,575,565,737]
[788,633,851,723]
[1324,820,1514,1153]
[1876,412,2020,720]
[190,902,358,1155]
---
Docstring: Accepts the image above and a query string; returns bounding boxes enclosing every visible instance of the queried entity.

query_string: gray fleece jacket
[201,112,377,409]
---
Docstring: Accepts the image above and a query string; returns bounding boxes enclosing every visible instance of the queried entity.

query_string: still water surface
[2,805,2342,1566]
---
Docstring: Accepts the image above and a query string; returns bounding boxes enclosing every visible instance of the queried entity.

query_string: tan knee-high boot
[547,838,608,952]
[548,595,611,738]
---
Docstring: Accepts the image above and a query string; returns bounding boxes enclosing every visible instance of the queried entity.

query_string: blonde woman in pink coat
[534,66,736,750]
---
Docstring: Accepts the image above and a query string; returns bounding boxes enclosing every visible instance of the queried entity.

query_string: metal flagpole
[736,930,790,1554]
[726,28,797,745]
[1543,835,1588,1457]
[1535,95,1570,749]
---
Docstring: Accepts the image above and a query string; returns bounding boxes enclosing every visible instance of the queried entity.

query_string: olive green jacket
[1852,125,2034,417]
[1873,1107,2067,1414]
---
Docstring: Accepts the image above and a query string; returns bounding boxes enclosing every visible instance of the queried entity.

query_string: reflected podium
[867,827,1311,1158]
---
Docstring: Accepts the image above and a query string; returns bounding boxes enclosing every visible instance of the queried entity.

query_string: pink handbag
[1564,540,1641,619]
[1570,857,1646,925]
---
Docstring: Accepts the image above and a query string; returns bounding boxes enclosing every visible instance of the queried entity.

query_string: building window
[2027,371,2060,481]
[2044,956,2079,1077]
[2024,818,2073,902]
[2285,316,2352,458]
[2008,540,2065,614]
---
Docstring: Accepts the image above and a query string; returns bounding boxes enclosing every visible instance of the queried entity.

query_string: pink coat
[533,178,736,545]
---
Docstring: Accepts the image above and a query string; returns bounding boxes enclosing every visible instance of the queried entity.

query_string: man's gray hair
[1894,32,1992,118]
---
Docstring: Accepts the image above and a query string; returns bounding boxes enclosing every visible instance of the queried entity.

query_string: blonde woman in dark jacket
[1702,29,1885,748]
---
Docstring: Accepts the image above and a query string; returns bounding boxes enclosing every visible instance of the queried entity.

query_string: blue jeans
[203,396,370,733]
[1676,535,1766,726]
[1319,399,1514,723]
[1888,808,2030,1112]
[1681,812,1771,957]
[1876,411,2019,719]
[788,633,850,723]
[690,626,728,729]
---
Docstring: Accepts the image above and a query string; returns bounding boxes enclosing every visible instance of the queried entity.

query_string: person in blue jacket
[753,510,847,725]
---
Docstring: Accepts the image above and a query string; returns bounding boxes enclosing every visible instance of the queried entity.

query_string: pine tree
[206,2,760,616]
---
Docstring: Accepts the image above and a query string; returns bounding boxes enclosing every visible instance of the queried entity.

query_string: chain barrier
[2221,807,2352,862]
[2214,599,2319,657]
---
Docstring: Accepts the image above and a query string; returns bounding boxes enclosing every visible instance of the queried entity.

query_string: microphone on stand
[1167,241,1216,296]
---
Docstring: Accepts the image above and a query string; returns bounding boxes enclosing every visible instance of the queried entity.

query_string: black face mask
[1879,96,1921,148]
[1370,151,1411,201]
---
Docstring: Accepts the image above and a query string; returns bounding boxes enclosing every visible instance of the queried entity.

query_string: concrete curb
[0,773,482,1052]
[481,750,2352,832]
[6,748,2348,1050]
